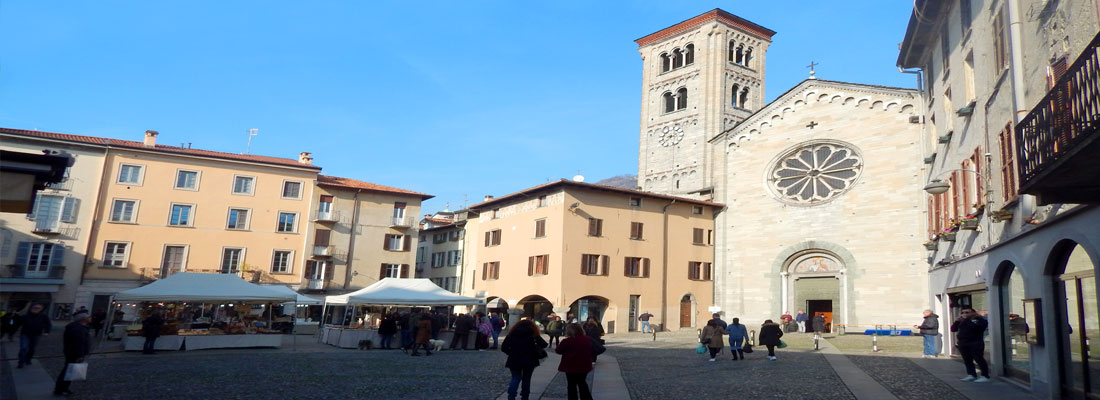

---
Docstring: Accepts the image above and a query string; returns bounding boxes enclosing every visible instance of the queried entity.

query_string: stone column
[506,308,524,332]
[780,271,789,315]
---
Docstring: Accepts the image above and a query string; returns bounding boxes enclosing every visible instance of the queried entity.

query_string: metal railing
[45,179,73,191]
[313,245,334,256]
[315,209,340,222]
[5,266,66,279]
[1016,31,1100,189]
[391,216,415,227]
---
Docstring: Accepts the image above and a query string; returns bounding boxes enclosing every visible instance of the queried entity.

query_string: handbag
[778,340,788,349]
[64,362,88,381]
[695,343,706,354]
[700,338,711,345]
[742,344,754,353]
[591,338,606,356]
[535,338,548,359]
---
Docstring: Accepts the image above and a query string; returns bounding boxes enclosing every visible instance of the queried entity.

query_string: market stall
[264,285,323,335]
[320,278,484,349]
[109,273,297,351]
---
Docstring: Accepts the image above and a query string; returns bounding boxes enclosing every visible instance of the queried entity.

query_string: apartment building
[300,175,429,293]
[0,128,108,318]
[416,210,466,293]
[898,1,1100,396]
[468,180,719,333]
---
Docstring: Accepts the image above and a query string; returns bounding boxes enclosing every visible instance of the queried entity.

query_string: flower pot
[960,219,979,230]
[923,242,938,251]
[940,232,957,242]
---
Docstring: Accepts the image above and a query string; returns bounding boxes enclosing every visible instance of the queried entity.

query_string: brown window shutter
[973,147,984,206]
[403,235,411,251]
[643,258,650,277]
[482,263,487,280]
[528,256,535,276]
[688,262,694,280]
[624,257,630,276]
[380,263,387,280]
[315,229,331,246]
[581,254,587,275]
[630,222,638,239]
[394,202,406,209]
[704,263,712,280]
[485,232,491,247]
[693,228,703,244]
[544,255,550,275]
[637,223,644,239]
[304,261,316,278]
[588,218,596,235]
[382,235,389,250]
[400,264,409,278]
[602,256,609,276]
[324,263,335,280]
[495,230,501,246]
[596,219,603,236]
[320,195,334,203]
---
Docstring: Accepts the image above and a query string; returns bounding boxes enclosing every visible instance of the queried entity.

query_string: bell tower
[636,9,774,197]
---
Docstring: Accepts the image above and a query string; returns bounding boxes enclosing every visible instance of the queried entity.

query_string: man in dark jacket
[812,313,826,334]
[54,312,91,396]
[17,303,51,368]
[451,313,475,350]
[430,311,444,340]
[141,312,165,354]
[913,309,940,357]
[951,307,990,382]
[709,313,727,330]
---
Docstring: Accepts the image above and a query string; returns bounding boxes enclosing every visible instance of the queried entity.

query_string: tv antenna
[244,129,259,154]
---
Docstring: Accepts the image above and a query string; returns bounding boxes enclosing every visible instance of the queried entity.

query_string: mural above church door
[792,256,840,274]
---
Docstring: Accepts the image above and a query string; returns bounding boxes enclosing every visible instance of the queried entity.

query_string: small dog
[358,339,373,350]
[429,339,446,352]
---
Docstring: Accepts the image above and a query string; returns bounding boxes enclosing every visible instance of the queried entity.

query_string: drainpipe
[342,189,362,290]
[1005,0,1036,218]
[80,141,112,285]
[660,199,676,331]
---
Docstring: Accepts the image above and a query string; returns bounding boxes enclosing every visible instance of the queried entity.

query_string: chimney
[483,195,494,202]
[143,130,158,147]
[298,152,313,165]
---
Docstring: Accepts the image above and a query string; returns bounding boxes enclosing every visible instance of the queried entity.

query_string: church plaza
[3,330,1038,400]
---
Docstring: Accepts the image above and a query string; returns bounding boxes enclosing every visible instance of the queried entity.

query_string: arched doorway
[569,295,609,326]
[784,252,844,333]
[680,294,696,329]
[1050,241,1099,397]
[995,261,1029,382]
[517,295,553,325]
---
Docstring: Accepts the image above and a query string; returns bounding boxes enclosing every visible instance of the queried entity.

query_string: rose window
[769,141,862,204]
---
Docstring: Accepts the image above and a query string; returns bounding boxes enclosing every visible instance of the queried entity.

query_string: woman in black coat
[758,319,784,361]
[812,314,826,334]
[501,320,548,400]
[378,314,398,349]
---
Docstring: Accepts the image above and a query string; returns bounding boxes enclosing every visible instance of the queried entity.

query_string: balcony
[1016,32,1100,205]
[31,225,79,237]
[5,265,66,280]
[314,210,340,222]
[313,245,334,257]
[391,216,415,227]
[304,278,325,290]
[45,179,73,191]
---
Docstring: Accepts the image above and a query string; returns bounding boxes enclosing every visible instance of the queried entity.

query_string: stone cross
[807,121,819,129]
[807,61,818,79]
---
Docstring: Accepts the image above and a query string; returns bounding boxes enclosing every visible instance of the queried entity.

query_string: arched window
[735,45,744,65]
[676,87,688,110]
[745,47,754,68]
[660,53,670,73]
[685,44,694,65]
[663,92,675,113]
[739,87,749,108]
[998,262,1030,381]
[731,84,741,107]
[728,40,736,62]
[672,49,683,69]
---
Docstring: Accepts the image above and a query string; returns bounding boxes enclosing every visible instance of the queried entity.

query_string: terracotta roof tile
[470,179,723,210]
[0,127,320,169]
[635,8,776,47]
[317,175,433,200]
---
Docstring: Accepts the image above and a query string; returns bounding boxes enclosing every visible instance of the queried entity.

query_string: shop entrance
[628,295,639,332]
[1052,242,1099,398]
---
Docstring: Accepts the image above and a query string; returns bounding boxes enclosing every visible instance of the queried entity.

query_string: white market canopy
[113,272,296,302]
[325,278,485,306]
[265,285,323,305]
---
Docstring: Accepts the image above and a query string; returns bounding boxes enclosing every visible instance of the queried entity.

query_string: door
[628,295,639,332]
[680,296,692,328]
[1060,274,1100,397]
[807,300,833,332]
[161,246,186,278]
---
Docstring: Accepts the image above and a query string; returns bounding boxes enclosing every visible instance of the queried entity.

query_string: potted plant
[939,224,958,242]
[923,240,938,251]
[960,215,980,230]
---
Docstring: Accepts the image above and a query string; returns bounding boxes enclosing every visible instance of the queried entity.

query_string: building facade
[468,180,718,333]
[416,211,465,293]
[898,0,1100,397]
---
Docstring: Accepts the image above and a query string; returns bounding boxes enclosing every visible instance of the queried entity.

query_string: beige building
[0,128,108,318]
[898,0,1100,396]
[301,175,429,293]
[416,210,465,293]
[467,180,719,332]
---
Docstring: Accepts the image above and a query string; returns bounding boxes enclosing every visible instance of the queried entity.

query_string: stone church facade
[637,10,930,328]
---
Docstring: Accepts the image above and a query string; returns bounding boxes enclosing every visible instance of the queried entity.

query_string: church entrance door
[807,300,833,332]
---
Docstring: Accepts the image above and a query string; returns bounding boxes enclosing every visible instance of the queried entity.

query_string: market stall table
[121,335,185,351]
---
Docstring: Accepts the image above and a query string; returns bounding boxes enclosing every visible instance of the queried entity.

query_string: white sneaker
[973,377,990,383]
[960,376,976,381]
[769,356,777,361]
[708,358,716,362]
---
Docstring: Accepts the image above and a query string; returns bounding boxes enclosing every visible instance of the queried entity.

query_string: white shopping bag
[64,362,88,381]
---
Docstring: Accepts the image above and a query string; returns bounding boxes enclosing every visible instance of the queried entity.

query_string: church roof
[708,79,919,145]
[635,8,776,47]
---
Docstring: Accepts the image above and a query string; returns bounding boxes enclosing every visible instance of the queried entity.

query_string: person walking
[378,313,397,349]
[451,313,474,350]
[726,318,749,360]
[476,312,493,350]
[53,312,91,396]
[545,315,564,348]
[709,313,727,330]
[501,320,549,400]
[951,307,990,382]
[812,313,826,334]
[699,319,725,362]
[411,312,433,356]
[795,310,808,333]
[1,306,21,342]
[556,323,594,400]
[141,311,165,355]
[17,303,51,368]
[398,312,415,352]
[582,317,604,363]
[430,311,444,341]
[490,312,505,350]
[758,319,784,361]
[638,311,654,333]
[914,309,940,358]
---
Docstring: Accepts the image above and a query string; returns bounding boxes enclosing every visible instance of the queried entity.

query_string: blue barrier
[863,329,912,336]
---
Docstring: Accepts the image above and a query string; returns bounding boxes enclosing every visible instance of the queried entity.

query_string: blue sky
[1,1,916,213]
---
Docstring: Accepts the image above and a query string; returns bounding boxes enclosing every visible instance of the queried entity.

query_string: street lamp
[922,168,980,195]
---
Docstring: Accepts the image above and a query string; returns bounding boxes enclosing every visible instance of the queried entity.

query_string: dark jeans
[566,372,593,400]
[507,367,535,400]
[766,344,776,356]
[410,343,432,355]
[451,332,469,349]
[957,342,989,377]
[548,334,561,347]
[491,330,501,348]
[53,357,80,393]
[143,336,158,354]
[707,347,720,358]
[18,334,42,365]
[400,330,415,349]
[379,334,393,349]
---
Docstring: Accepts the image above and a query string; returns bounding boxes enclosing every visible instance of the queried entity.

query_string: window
[30,194,77,232]
[692,228,706,244]
[960,0,972,33]
[110,199,137,223]
[449,230,462,241]
[660,52,670,73]
[393,202,406,219]
[998,122,1018,202]
[689,262,712,281]
[281,181,302,199]
[492,209,499,219]
[692,206,703,215]
[675,87,688,110]
[970,147,985,207]
[15,243,60,274]
[221,248,244,273]
[117,164,143,184]
[769,141,863,205]
[537,195,547,207]
[433,233,447,244]
[168,204,193,226]
[528,254,549,276]
[731,84,741,107]
[447,250,461,266]
[227,208,250,230]
[735,44,744,64]
[588,218,603,237]
[1048,57,1069,89]
[581,254,609,276]
[232,175,255,195]
[161,245,186,276]
[744,47,753,67]
[482,261,500,280]
[684,44,694,65]
[277,212,297,233]
[431,252,445,267]
[314,229,331,247]
[103,242,129,267]
[739,87,750,109]
[534,219,546,238]
[271,250,293,273]
[963,52,976,103]
[940,23,950,74]
[379,263,407,279]
[624,257,650,278]
[672,48,683,69]
[992,9,1008,73]
[728,40,736,62]
[175,170,199,190]
[628,197,642,207]
[317,195,334,219]
[384,234,408,251]
[630,222,644,240]
[484,229,502,247]
[663,92,675,113]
